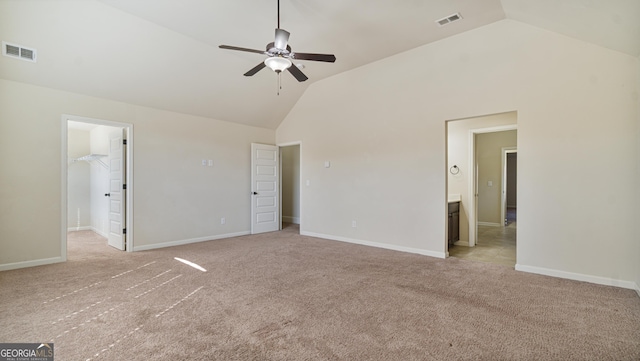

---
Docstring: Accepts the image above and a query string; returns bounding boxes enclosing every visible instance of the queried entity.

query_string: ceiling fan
[218,0,336,83]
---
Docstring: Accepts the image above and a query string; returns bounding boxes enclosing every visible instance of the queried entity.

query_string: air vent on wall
[2,41,37,62]
[436,13,463,27]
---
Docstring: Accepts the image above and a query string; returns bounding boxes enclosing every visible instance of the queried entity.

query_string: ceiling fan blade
[274,28,290,50]
[219,45,266,55]
[292,52,336,63]
[244,62,266,76]
[287,64,308,82]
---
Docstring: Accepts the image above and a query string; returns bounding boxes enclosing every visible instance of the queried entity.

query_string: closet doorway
[63,115,134,259]
[279,142,301,233]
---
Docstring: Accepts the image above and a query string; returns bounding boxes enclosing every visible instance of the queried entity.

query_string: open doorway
[280,143,301,234]
[446,112,517,267]
[62,115,134,260]
[502,148,517,226]
[249,142,301,234]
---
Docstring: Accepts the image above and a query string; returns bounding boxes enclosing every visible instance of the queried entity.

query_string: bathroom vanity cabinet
[448,201,460,247]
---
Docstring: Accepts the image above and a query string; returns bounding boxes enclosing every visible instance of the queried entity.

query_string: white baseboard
[67,226,92,232]
[282,216,300,224]
[477,222,501,227]
[92,227,108,238]
[132,231,250,252]
[0,256,65,271]
[515,264,639,291]
[301,231,446,259]
[67,226,108,238]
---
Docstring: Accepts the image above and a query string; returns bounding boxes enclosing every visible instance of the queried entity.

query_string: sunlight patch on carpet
[174,257,207,272]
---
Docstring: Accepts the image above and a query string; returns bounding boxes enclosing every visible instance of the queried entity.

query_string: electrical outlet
[208,160,214,167]
[352,220,357,228]
[221,217,225,225]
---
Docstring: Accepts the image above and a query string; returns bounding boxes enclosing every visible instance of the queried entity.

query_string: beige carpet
[1,226,639,360]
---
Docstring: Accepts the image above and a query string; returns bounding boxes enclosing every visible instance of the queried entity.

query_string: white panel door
[107,129,126,250]
[251,143,279,234]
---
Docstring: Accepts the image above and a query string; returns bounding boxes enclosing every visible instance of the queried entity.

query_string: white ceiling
[1,0,638,129]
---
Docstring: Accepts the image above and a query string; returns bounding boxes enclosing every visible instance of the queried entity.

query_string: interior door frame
[501,147,517,227]
[468,124,517,247]
[277,141,302,231]
[61,114,134,258]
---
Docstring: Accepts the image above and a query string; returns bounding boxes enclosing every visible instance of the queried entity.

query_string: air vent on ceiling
[436,13,463,27]
[2,41,37,62]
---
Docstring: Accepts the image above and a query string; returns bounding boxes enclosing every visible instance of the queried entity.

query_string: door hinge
[123,139,127,145]
[123,228,126,235]
[123,183,127,190]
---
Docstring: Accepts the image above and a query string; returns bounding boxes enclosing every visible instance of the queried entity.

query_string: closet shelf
[69,154,108,169]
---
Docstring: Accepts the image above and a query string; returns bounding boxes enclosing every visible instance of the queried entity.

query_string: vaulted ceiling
[0,0,638,129]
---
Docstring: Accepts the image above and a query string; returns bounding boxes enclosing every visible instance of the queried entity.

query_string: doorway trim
[467,124,517,247]
[501,147,517,228]
[61,114,134,259]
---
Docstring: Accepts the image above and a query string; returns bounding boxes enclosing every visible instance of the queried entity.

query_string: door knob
[104,193,111,197]
[252,192,258,195]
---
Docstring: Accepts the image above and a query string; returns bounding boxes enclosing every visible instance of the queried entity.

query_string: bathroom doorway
[446,112,517,267]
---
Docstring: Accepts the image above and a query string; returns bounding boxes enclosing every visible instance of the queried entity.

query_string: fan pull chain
[277,72,282,96]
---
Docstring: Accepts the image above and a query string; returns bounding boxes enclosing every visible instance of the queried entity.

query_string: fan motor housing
[266,42,291,56]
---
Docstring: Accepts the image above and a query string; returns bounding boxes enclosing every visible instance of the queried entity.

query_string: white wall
[447,112,518,244]
[281,145,300,224]
[277,19,639,288]
[0,78,274,269]
[67,129,91,229]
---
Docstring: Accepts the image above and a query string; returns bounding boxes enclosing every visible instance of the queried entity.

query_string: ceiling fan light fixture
[264,56,292,73]
[218,0,334,82]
